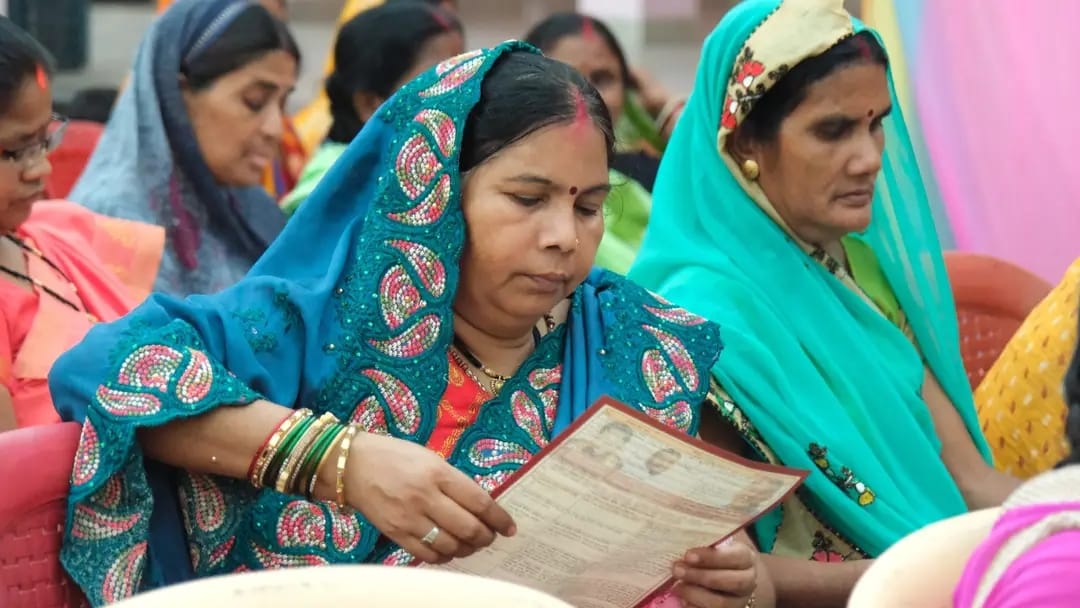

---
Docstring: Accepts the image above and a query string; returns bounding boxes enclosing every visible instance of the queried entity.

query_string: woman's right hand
[341,432,517,564]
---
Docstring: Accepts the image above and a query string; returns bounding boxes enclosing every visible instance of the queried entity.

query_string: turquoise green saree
[630,0,992,559]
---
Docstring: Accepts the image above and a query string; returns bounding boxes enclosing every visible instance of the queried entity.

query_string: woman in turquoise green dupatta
[49,43,770,608]
[630,0,1019,605]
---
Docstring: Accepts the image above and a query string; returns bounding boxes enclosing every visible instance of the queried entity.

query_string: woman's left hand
[669,541,758,608]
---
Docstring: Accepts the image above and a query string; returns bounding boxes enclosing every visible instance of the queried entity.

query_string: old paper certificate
[427,398,806,608]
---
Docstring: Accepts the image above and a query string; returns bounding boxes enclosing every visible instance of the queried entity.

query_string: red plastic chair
[944,252,1053,389]
[0,423,89,608]
[45,121,103,200]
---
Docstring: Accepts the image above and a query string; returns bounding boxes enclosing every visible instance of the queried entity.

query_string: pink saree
[0,200,163,427]
[953,467,1080,608]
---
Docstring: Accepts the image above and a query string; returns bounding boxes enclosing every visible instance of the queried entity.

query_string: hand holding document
[426,397,806,608]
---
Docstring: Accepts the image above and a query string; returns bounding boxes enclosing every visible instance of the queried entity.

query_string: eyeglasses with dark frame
[0,113,69,167]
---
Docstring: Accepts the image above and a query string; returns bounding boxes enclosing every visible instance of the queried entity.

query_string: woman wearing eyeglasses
[0,17,164,431]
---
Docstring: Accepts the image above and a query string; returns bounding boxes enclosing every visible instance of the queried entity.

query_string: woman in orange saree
[0,17,163,430]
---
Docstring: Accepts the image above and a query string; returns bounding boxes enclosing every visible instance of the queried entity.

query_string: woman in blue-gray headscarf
[51,44,774,608]
[70,0,299,296]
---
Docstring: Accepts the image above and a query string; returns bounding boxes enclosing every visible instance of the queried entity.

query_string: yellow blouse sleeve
[975,258,1080,478]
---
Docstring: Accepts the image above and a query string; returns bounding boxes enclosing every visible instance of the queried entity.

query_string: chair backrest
[45,120,103,200]
[944,252,1053,389]
[848,508,1001,608]
[0,423,88,608]
[109,565,574,608]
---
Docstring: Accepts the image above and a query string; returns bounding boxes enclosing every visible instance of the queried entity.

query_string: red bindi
[35,64,48,90]
[569,186,579,195]
[867,109,875,118]
[580,17,597,42]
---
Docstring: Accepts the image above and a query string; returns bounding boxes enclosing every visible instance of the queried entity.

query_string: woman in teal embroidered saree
[50,43,770,608]
[629,0,1019,605]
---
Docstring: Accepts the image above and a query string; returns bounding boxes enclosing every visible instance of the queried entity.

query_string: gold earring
[741,159,760,181]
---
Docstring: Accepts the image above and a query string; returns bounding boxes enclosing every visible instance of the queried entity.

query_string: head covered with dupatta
[630,0,991,556]
[71,0,295,296]
[51,42,719,604]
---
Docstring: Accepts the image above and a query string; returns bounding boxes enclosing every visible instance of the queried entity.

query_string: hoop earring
[741,159,760,181]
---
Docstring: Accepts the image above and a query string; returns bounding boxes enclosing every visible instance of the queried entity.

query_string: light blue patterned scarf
[70,0,287,296]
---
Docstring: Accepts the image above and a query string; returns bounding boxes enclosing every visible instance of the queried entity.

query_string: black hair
[524,12,633,89]
[1059,315,1080,467]
[64,87,119,123]
[181,4,301,92]
[326,3,462,144]
[738,31,889,143]
[0,16,53,115]
[460,52,615,173]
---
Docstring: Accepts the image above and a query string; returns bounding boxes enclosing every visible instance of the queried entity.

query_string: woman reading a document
[50,44,771,608]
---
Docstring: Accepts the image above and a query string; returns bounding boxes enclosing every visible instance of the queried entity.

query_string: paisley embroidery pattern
[277,501,328,549]
[71,504,141,540]
[329,507,362,553]
[252,543,330,569]
[116,344,183,391]
[386,239,446,298]
[378,265,424,330]
[468,438,532,469]
[101,542,146,604]
[176,350,214,404]
[185,474,227,533]
[645,399,694,430]
[420,56,484,97]
[368,314,440,358]
[349,395,391,434]
[388,173,451,225]
[435,49,483,75]
[205,537,236,571]
[394,134,441,200]
[511,390,546,447]
[360,369,420,435]
[644,325,700,391]
[381,547,414,566]
[71,418,101,486]
[90,476,123,509]
[95,386,162,417]
[642,349,682,403]
[538,388,559,435]
[528,366,561,390]
[413,109,456,156]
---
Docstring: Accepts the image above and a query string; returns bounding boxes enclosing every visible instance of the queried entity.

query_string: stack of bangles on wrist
[247,408,360,510]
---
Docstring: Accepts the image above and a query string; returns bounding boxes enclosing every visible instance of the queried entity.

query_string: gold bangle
[276,412,337,494]
[307,424,349,499]
[335,424,359,511]
[250,408,312,488]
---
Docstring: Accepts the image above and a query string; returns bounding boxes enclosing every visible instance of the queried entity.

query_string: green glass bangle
[262,415,315,489]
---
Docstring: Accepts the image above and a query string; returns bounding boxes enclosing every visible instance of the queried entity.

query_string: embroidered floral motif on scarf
[716,1,852,140]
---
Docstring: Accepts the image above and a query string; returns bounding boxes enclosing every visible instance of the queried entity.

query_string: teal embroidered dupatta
[630,0,992,557]
[50,43,721,605]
